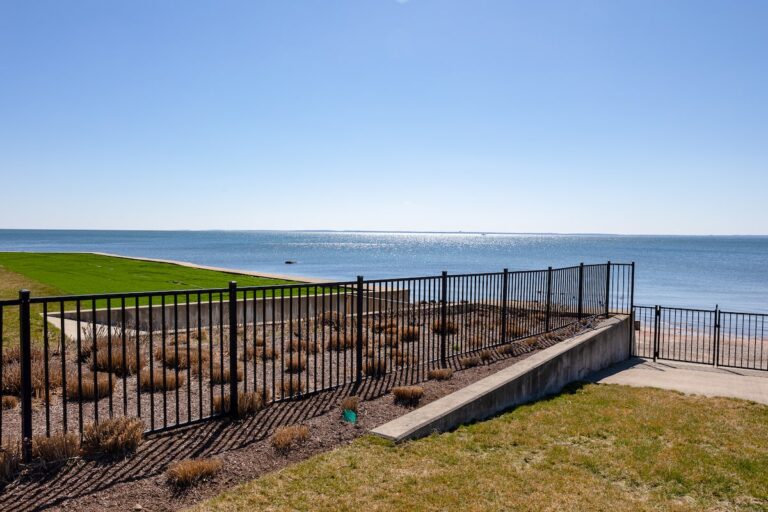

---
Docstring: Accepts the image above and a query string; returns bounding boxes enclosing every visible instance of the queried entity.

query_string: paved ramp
[590,358,768,405]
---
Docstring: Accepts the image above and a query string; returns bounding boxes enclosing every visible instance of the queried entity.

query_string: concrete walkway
[589,358,768,405]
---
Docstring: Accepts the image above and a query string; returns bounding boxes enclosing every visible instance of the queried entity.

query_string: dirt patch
[0,320,602,512]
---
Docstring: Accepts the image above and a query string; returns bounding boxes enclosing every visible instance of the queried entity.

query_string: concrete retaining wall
[372,314,631,442]
[51,289,410,331]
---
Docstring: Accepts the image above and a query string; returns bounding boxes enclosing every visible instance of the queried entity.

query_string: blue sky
[1,1,766,234]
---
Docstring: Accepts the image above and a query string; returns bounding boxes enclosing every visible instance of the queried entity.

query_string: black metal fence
[633,305,768,371]
[0,262,633,461]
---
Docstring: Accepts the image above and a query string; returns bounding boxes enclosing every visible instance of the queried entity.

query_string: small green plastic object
[342,409,357,424]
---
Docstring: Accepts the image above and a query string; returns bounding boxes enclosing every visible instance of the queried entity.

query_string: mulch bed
[0,320,601,512]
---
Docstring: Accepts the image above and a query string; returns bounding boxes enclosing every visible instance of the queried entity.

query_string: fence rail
[0,262,633,461]
[633,305,768,371]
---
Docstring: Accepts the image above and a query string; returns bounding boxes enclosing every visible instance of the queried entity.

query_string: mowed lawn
[0,252,298,299]
[0,252,304,346]
[198,384,768,512]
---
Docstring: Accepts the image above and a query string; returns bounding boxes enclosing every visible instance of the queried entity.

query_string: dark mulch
[0,322,600,512]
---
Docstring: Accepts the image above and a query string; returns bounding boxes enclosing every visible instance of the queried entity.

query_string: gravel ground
[0,319,601,512]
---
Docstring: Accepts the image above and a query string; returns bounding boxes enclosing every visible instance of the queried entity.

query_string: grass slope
[0,253,297,298]
[197,384,768,511]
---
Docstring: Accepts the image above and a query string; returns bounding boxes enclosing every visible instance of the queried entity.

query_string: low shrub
[167,457,222,488]
[508,323,530,338]
[32,433,80,463]
[400,326,420,343]
[3,361,63,398]
[392,386,424,405]
[427,368,453,381]
[82,417,144,455]
[257,347,279,361]
[271,425,310,452]
[0,441,20,484]
[212,390,271,416]
[281,377,305,396]
[326,335,355,352]
[139,368,185,392]
[284,353,307,373]
[240,342,270,361]
[289,338,320,354]
[363,358,387,377]
[479,349,493,363]
[319,312,343,330]
[1,395,18,410]
[66,371,115,400]
[154,346,208,370]
[2,346,44,364]
[90,346,145,376]
[432,320,458,335]
[208,363,244,385]
[341,396,359,413]
[459,356,481,369]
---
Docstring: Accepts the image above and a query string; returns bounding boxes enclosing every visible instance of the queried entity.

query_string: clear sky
[1,1,766,234]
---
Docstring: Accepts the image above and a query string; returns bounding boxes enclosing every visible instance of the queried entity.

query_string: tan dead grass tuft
[66,371,115,400]
[363,358,387,377]
[212,390,271,416]
[459,356,481,369]
[392,385,424,405]
[325,335,355,352]
[1,395,18,410]
[81,417,144,455]
[91,346,145,376]
[32,433,80,463]
[341,396,360,413]
[167,458,223,488]
[139,368,185,392]
[271,425,310,452]
[281,377,305,396]
[427,368,453,381]
[284,353,307,373]
[0,441,21,484]
[432,320,458,335]
[479,349,493,363]
[208,363,244,385]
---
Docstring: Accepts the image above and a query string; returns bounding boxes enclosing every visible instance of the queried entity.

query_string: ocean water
[0,230,766,313]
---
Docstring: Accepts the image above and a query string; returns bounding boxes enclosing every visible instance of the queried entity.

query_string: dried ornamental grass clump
[139,368,185,392]
[400,326,421,342]
[271,425,310,453]
[154,346,208,370]
[427,368,453,381]
[32,433,80,463]
[167,458,222,488]
[0,442,21,484]
[340,396,360,413]
[432,320,458,335]
[1,395,18,410]
[208,363,244,385]
[281,377,305,396]
[325,335,355,352]
[363,358,387,377]
[289,338,321,354]
[66,371,115,400]
[213,390,271,416]
[2,361,63,397]
[91,346,145,376]
[459,356,481,369]
[392,386,424,405]
[479,349,493,363]
[82,417,144,456]
[284,353,307,374]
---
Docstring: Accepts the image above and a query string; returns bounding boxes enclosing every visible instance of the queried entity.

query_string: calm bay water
[0,230,766,313]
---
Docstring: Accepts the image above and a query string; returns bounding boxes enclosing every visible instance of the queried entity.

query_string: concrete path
[589,358,768,405]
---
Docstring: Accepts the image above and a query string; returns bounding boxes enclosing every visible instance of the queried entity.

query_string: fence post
[228,281,238,418]
[629,262,636,353]
[19,289,33,463]
[713,305,720,367]
[544,267,552,332]
[500,268,509,343]
[440,271,448,368]
[604,261,612,318]
[577,263,584,321]
[355,276,364,386]
[653,305,660,361]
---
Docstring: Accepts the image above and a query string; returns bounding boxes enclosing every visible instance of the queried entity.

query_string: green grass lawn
[196,384,768,511]
[0,252,318,347]
[0,252,299,299]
